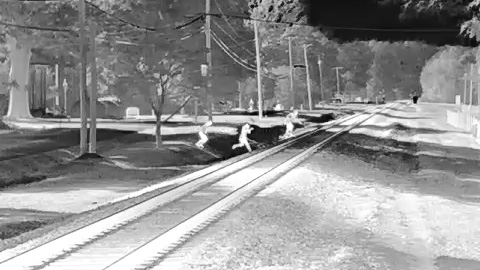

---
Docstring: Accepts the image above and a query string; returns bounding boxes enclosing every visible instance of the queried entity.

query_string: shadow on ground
[0,208,69,240]
[327,128,480,204]
[0,128,136,161]
[355,122,464,135]
[374,112,430,120]
[0,120,9,130]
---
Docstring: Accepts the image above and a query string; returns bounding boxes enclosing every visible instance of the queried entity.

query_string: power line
[211,30,276,79]
[0,20,73,32]
[85,1,155,31]
[212,34,279,80]
[211,30,256,72]
[212,0,243,39]
[212,19,255,57]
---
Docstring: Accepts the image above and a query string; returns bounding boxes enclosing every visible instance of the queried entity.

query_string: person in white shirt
[282,110,298,139]
[232,123,254,152]
[195,120,213,149]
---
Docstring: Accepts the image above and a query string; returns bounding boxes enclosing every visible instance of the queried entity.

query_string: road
[155,150,480,270]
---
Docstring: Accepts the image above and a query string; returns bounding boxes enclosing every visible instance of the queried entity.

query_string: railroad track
[0,103,395,270]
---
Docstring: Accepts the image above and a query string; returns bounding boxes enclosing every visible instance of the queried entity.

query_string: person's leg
[195,132,202,147]
[200,132,208,144]
[245,141,252,152]
[285,123,294,138]
[232,142,244,149]
[197,132,207,148]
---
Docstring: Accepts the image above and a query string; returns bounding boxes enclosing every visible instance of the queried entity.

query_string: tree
[0,0,145,119]
[136,56,184,147]
[366,40,437,100]
[337,41,374,94]
[420,46,473,103]
[237,76,257,107]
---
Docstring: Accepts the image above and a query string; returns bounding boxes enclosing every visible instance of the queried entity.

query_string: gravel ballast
[154,151,480,270]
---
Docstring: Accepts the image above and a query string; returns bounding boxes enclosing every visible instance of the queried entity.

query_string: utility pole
[470,64,474,108]
[303,44,312,111]
[317,57,324,101]
[89,22,98,154]
[463,72,467,105]
[288,37,294,109]
[79,0,88,155]
[205,0,213,121]
[333,66,343,96]
[254,19,263,118]
[477,64,480,111]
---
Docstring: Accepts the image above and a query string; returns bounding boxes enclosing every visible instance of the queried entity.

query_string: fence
[446,96,480,142]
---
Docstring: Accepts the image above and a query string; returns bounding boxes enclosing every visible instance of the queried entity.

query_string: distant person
[411,91,419,104]
[195,120,213,149]
[232,123,254,152]
[282,110,298,139]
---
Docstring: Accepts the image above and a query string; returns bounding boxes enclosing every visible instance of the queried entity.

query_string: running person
[195,120,213,149]
[232,123,254,152]
[282,110,298,139]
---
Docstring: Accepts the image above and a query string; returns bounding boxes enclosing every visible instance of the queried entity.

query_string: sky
[303,0,476,46]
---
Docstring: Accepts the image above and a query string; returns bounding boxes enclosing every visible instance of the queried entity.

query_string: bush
[420,46,475,103]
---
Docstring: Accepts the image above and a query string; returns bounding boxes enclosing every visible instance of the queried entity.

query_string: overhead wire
[211,30,276,79]
[212,0,243,38]
[212,19,255,57]
[211,30,256,70]
[211,31,256,72]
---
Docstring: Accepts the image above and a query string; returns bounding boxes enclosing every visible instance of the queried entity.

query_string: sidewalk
[343,103,480,197]
[353,102,480,159]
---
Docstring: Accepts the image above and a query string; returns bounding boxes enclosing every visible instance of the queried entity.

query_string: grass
[0,220,53,240]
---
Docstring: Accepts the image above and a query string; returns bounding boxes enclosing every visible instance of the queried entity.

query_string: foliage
[367,40,437,100]
[237,76,257,106]
[420,46,473,103]
[336,41,374,93]
[397,0,469,20]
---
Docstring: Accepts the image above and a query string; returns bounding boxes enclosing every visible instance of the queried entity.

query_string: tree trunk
[155,86,168,148]
[5,37,33,120]
[155,113,162,148]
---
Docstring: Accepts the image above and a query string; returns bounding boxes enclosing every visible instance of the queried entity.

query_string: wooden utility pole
[470,64,474,108]
[238,91,242,109]
[303,44,312,111]
[464,72,468,105]
[254,19,263,118]
[89,22,98,153]
[79,0,88,155]
[333,66,343,96]
[57,57,65,113]
[317,57,324,101]
[288,37,294,109]
[477,64,480,110]
[205,0,213,121]
[63,79,68,114]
